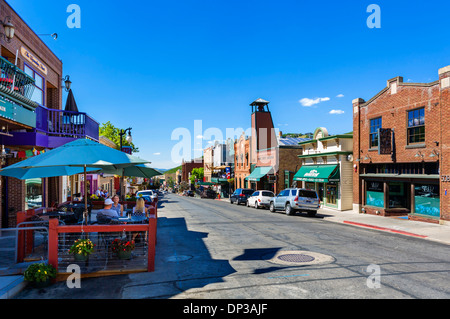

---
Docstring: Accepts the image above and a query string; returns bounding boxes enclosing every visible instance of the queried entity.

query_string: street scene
[14,193,450,300]
[0,0,449,307]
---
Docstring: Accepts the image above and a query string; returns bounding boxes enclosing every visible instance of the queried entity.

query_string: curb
[342,220,428,238]
[0,276,27,299]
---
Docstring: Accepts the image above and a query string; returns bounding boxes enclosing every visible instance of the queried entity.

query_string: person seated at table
[132,197,147,217]
[111,194,123,216]
[97,198,120,219]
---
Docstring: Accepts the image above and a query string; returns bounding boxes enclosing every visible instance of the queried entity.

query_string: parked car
[246,190,275,209]
[269,188,320,216]
[200,189,217,199]
[230,188,254,205]
[136,190,157,201]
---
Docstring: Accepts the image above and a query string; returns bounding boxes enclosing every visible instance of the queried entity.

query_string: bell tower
[250,98,277,152]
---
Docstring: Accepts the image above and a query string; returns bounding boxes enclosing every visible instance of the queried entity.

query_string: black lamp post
[118,128,132,200]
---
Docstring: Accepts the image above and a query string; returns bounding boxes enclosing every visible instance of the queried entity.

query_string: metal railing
[36,106,100,141]
[0,55,36,101]
[48,217,156,280]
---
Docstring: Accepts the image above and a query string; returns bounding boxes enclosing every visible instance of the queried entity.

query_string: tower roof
[250,98,270,106]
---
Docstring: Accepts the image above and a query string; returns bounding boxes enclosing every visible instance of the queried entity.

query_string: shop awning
[245,166,273,182]
[211,177,228,184]
[293,165,339,183]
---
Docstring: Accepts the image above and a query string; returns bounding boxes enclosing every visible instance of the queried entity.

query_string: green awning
[293,165,339,183]
[211,178,228,184]
[245,166,273,182]
[197,181,214,186]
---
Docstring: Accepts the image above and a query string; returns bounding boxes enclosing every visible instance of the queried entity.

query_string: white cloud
[153,152,161,155]
[329,109,345,115]
[299,97,330,107]
[196,135,203,139]
[336,94,344,98]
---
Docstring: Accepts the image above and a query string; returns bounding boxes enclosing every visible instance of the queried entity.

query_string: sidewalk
[320,207,450,245]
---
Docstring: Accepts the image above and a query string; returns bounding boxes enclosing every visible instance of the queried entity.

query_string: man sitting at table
[97,198,119,219]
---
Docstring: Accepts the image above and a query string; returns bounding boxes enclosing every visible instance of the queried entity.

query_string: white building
[293,127,353,211]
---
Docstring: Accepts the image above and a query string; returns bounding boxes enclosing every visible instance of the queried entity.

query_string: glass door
[326,183,337,206]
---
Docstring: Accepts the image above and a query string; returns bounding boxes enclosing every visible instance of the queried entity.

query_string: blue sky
[8,0,450,169]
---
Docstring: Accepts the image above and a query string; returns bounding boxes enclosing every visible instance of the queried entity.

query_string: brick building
[244,98,307,194]
[352,65,450,224]
[0,1,99,227]
[181,158,204,183]
[234,132,251,189]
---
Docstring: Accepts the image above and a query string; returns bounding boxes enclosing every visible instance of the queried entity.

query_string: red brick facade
[181,159,204,183]
[353,66,450,224]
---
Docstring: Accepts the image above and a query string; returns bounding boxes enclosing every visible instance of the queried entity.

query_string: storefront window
[366,181,384,208]
[25,178,43,210]
[388,182,407,209]
[414,184,440,217]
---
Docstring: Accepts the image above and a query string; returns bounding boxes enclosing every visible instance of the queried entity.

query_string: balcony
[0,55,38,128]
[1,106,99,148]
[36,106,99,142]
[0,56,99,148]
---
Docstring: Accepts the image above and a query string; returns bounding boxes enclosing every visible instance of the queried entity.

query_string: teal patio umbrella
[0,139,151,221]
[100,164,163,198]
[101,163,163,179]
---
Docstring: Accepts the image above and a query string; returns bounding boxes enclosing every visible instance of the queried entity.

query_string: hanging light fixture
[0,16,15,42]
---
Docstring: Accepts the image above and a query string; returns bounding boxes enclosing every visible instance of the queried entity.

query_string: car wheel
[246,200,250,207]
[230,199,233,204]
[254,201,259,209]
[269,202,276,213]
[285,203,294,215]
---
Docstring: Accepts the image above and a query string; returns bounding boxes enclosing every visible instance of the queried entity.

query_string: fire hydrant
[218,193,221,200]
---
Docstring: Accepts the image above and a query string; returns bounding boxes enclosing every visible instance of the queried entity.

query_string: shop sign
[378,128,392,155]
[121,146,132,155]
[21,47,48,75]
[304,170,320,177]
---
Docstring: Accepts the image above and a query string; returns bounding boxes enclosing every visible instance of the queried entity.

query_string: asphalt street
[15,193,450,299]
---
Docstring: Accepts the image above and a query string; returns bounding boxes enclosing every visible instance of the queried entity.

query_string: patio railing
[36,106,100,141]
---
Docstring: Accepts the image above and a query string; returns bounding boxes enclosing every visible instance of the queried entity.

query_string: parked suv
[230,188,254,205]
[269,188,320,216]
[246,190,275,209]
[136,190,157,202]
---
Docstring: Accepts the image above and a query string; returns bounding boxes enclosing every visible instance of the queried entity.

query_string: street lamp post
[118,128,132,200]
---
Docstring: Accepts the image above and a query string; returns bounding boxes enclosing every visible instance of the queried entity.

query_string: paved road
[15,194,450,299]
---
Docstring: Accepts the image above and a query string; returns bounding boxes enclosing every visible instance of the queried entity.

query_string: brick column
[352,98,365,213]
[439,65,450,223]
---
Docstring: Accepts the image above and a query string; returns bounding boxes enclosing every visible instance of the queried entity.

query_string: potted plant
[68,238,95,262]
[111,238,135,260]
[23,263,57,288]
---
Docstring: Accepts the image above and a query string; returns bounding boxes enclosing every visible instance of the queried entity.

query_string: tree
[99,121,139,153]
[189,167,204,184]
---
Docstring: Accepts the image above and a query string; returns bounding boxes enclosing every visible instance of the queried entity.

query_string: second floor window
[370,117,382,148]
[24,64,44,106]
[408,108,425,144]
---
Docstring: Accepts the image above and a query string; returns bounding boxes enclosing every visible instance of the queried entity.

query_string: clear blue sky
[8,0,450,169]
